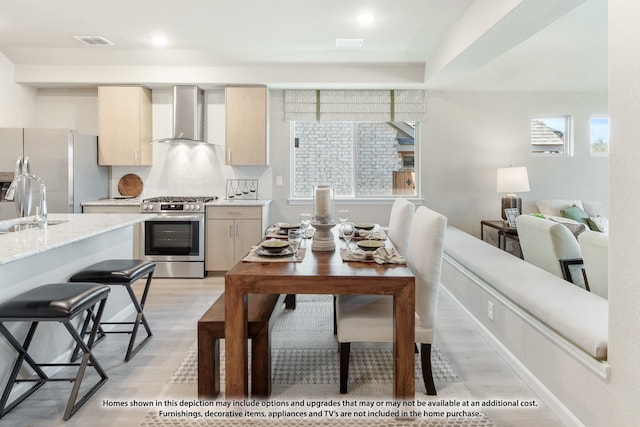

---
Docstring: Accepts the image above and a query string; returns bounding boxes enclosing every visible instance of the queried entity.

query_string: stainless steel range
[140,196,217,278]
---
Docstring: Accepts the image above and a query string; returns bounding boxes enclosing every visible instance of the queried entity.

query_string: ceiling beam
[13,63,427,90]
[425,0,586,85]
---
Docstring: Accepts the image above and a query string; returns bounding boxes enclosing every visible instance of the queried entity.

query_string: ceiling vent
[73,36,114,45]
[336,38,364,47]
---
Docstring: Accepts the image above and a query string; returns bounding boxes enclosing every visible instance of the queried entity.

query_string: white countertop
[0,213,152,266]
[82,198,271,207]
[82,198,142,206]
[207,199,271,207]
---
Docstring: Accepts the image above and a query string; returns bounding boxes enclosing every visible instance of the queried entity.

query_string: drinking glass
[338,209,350,224]
[300,213,312,238]
[288,229,303,261]
[341,222,355,253]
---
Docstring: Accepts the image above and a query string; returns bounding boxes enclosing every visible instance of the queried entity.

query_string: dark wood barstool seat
[0,282,110,420]
[69,259,155,362]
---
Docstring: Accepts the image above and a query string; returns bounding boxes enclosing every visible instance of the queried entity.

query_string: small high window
[531,116,573,155]
[590,115,609,156]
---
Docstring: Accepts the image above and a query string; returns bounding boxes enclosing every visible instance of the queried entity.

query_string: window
[590,115,609,156]
[292,121,418,198]
[531,116,573,155]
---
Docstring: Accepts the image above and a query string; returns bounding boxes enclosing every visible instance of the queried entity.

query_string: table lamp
[497,166,530,220]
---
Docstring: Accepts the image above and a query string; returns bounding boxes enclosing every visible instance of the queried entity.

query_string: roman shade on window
[284,90,426,122]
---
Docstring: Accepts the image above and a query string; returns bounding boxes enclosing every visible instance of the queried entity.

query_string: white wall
[0,53,37,128]
[422,91,608,236]
[36,88,98,134]
[609,1,640,425]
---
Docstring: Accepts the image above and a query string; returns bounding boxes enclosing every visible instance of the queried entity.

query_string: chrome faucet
[5,157,48,227]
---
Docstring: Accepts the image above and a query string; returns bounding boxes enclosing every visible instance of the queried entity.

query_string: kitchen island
[0,213,152,395]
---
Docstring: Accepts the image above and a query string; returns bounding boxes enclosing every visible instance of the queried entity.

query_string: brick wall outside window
[293,122,404,197]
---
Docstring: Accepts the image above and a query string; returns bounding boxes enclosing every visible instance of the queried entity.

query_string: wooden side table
[480,220,519,252]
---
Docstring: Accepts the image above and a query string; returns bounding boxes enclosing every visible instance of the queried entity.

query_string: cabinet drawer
[207,206,262,220]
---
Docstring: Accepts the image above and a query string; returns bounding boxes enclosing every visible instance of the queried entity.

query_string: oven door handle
[147,214,204,221]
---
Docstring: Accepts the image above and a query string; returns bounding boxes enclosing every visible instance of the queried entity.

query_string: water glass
[338,209,350,224]
[300,213,312,238]
[288,229,303,260]
[341,222,355,253]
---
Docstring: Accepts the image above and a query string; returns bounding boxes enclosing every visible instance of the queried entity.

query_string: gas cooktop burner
[143,196,218,203]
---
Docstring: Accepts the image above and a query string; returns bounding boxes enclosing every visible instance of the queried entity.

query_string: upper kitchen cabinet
[98,86,152,165]
[225,86,269,166]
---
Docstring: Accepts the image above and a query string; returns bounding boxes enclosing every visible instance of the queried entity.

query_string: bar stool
[69,259,155,362]
[0,282,110,420]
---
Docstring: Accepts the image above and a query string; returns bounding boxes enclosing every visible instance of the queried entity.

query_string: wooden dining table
[224,228,416,400]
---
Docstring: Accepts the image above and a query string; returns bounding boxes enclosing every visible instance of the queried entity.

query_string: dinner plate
[277,223,301,230]
[260,239,290,252]
[357,240,385,251]
[354,223,375,230]
[255,247,294,257]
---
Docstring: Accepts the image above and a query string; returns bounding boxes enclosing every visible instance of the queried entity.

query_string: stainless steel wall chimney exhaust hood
[154,85,208,144]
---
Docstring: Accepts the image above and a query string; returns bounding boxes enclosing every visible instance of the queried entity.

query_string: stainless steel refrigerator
[0,128,108,220]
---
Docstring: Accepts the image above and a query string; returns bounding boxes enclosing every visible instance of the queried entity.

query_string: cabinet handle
[235,224,239,238]
[227,148,232,164]
[229,225,233,238]
[134,149,139,164]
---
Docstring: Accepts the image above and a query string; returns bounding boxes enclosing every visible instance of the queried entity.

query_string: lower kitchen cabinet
[206,205,269,271]
[82,204,142,258]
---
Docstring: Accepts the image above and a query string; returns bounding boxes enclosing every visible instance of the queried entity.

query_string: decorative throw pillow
[586,216,609,233]
[548,217,587,238]
[536,199,585,217]
[560,204,590,225]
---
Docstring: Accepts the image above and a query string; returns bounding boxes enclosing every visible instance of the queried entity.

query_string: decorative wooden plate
[117,174,143,197]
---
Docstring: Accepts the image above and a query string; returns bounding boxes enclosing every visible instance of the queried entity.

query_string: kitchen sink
[0,219,68,233]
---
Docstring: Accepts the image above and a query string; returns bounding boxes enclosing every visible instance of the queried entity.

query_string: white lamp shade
[497,167,530,194]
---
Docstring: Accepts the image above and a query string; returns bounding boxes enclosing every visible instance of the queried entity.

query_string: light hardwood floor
[0,276,566,427]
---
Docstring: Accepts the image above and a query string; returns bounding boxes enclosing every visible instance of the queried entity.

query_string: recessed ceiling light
[150,34,168,47]
[336,38,364,48]
[356,14,375,25]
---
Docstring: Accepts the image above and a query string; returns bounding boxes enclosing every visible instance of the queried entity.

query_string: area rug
[139,296,495,426]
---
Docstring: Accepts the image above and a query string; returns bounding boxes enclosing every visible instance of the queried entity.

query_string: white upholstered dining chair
[578,230,609,299]
[386,197,415,256]
[515,214,586,288]
[333,197,415,334]
[336,206,447,395]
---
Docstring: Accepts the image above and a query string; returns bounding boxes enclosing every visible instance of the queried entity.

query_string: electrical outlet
[487,301,494,321]
[275,176,283,186]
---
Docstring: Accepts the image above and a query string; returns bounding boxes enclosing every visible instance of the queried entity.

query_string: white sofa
[536,198,609,234]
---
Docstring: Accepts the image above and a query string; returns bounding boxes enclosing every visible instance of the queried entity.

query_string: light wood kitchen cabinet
[206,205,269,271]
[82,204,142,257]
[225,86,268,166]
[98,86,152,166]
